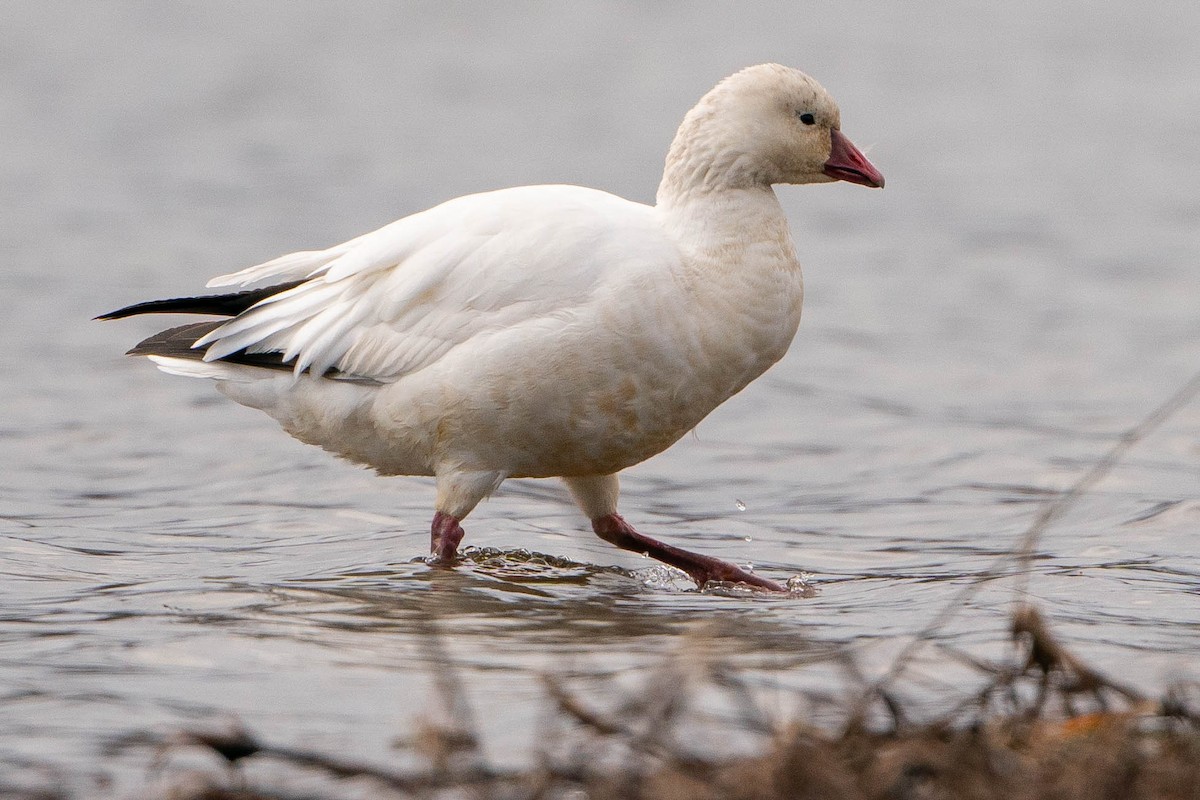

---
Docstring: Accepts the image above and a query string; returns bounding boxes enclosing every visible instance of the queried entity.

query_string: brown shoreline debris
[100,613,1198,800]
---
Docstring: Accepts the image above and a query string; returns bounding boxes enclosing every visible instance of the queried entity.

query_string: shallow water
[2,1,1198,795]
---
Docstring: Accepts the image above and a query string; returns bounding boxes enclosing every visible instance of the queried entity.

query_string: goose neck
[654,184,792,261]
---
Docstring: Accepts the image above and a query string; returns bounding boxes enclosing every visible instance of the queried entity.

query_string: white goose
[101,64,883,592]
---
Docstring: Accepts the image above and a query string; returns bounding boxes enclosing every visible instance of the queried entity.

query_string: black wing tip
[124,320,305,374]
[95,297,204,321]
[94,279,308,322]
[125,321,221,359]
[95,304,130,320]
[104,278,336,376]
[95,307,136,321]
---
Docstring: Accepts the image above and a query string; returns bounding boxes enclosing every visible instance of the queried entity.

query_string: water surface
[2,2,1198,795]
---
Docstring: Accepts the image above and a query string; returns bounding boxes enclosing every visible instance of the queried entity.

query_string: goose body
[102,64,883,590]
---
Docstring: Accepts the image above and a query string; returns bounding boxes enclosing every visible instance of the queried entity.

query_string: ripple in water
[434,547,820,597]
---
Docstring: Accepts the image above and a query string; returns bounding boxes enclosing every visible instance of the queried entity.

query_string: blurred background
[1,1,1197,795]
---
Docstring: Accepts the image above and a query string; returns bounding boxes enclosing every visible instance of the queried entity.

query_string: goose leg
[430,511,465,561]
[429,469,505,562]
[564,475,784,592]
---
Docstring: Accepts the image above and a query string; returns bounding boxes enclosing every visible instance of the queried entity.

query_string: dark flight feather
[95,279,307,320]
[101,278,372,379]
[101,280,307,372]
[125,321,301,372]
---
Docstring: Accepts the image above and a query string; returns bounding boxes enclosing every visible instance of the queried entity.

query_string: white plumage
[107,64,884,591]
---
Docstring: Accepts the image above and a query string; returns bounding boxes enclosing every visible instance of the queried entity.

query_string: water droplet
[743,536,752,542]
[735,499,746,511]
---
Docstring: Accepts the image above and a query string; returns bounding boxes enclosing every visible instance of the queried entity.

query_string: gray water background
[1,1,1198,795]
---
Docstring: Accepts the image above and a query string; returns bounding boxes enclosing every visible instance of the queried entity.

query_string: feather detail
[205,244,354,288]
[147,356,265,382]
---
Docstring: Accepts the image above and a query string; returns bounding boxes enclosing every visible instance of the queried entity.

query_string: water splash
[630,563,696,592]
[785,573,818,598]
[702,572,818,599]
[454,546,602,581]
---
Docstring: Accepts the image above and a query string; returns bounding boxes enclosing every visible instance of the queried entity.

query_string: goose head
[658,64,884,201]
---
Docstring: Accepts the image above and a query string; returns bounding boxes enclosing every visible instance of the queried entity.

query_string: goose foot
[591,513,785,592]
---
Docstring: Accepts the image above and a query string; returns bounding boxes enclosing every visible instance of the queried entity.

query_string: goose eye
[798,112,816,125]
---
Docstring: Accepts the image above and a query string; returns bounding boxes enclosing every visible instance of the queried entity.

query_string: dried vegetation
[84,603,1197,800]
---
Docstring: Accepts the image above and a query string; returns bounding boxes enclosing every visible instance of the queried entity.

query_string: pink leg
[592,514,784,592]
[430,511,465,562]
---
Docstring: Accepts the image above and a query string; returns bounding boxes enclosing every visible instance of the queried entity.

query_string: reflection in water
[268,549,826,663]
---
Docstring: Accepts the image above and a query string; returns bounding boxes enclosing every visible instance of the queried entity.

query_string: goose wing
[193,185,675,380]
